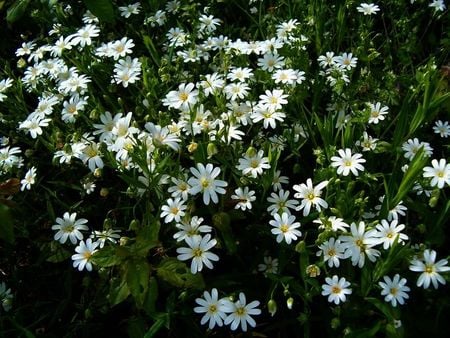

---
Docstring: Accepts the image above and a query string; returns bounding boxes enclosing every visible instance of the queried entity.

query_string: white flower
[339,221,380,268]
[402,138,433,161]
[163,82,199,110]
[357,3,380,15]
[236,150,270,178]
[173,216,212,242]
[317,238,346,268]
[0,282,13,312]
[52,212,89,244]
[258,256,279,274]
[224,82,250,101]
[318,52,338,68]
[433,120,450,138]
[321,275,352,305]
[258,89,288,112]
[331,148,366,176]
[373,219,408,249]
[257,52,285,72]
[223,293,261,331]
[71,238,99,271]
[160,197,187,223]
[200,73,224,97]
[90,229,121,248]
[336,52,358,70]
[356,131,378,151]
[429,0,446,12]
[313,216,350,232]
[422,158,450,189]
[410,249,450,289]
[251,106,286,129]
[378,274,410,307]
[367,102,388,124]
[20,166,37,191]
[270,212,302,244]
[188,163,228,205]
[176,234,219,274]
[293,179,328,216]
[266,189,298,215]
[194,288,228,329]
[118,2,141,18]
[68,24,100,47]
[231,186,256,211]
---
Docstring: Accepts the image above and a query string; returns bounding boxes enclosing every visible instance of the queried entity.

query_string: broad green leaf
[83,0,114,22]
[109,277,130,306]
[126,259,150,307]
[6,0,30,24]
[0,204,14,244]
[156,258,204,289]
[91,246,123,267]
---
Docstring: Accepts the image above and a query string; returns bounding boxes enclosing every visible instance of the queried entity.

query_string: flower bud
[331,317,340,329]
[267,299,277,317]
[286,297,294,310]
[295,240,306,253]
[207,143,218,158]
[245,146,257,158]
[306,264,321,277]
[187,141,198,153]
[94,168,102,178]
[100,187,109,197]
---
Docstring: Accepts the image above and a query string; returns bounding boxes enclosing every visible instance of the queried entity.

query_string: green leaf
[144,316,167,338]
[83,0,114,22]
[109,277,130,306]
[142,35,161,67]
[91,246,123,267]
[0,204,14,244]
[143,277,158,317]
[6,0,30,24]
[126,259,150,307]
[156,258,204,289]
[45,242,71,263]
[212,212,237,254]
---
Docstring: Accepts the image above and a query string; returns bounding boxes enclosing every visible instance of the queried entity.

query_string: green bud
[207,143,218,159]
[298,312,308,324]
[119,237,129,246]
[17,58,27,68]
[267,299,277,317]
[245,146,257,158]
[129,219,140,231]
[84,308,92,319]
[89,109,99,120]
[100,188,109,197]
[103,218,113,229]
[24,149,34,157]
[212,212,230,228]
[94,168,102,178]
[417,223,426,234]
[429,196,438,208]
[295,241,306,253]
[293,163,301,174]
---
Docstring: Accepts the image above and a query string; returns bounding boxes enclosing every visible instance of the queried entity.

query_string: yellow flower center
[236,307,246,316]
[390,287,398,296]
[179,92,188,102]
[250,159,259,168]
[332,286,341,294]
[425,265,434,274]
[280,224,289,233]
[200,178,210,188]
[193,248,203,257]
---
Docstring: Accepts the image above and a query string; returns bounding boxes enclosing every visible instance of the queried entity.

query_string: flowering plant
[1,0,449,337]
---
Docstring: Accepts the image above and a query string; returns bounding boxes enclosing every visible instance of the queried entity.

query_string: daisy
[79,142,104,172]
[199,73,224,97]
[118,2,141,18]
[374,196,408,221]
[18,116,51,139]
[231,186,256,211]
[236,150,271,178]
[317,238,346,268]
[173,216,212,242]
[52,212,89,244]
[409,249,450,289]
[145,122,181,151]
[71,238,99,271]
[266,189,299,215]
[331,148,366,176]
[194,288,228,330]
[168,176,191,201]
[321,275,352,305]
[251,106,286,129]
[258,256,279,274]
[272,68,297,85]
[163,83,199,110]
[68,24,100,48]
[224,82,250,101]
[336,52,358,70]
[227,67,253,82]
[223,293,261,332]
[433,120,450,137]
[199,14,221,33]
[429,0,446,12]
[357,3,381,15]
[313,216,350,232]
[90,229,121,248]
[378,274,410,307]
[402,138,433,160]
[258,89,288,112]
[356,131,378,151]
[257,52,285,72]
[270,212,302,244]
[293,179,328,216]
[160,197,187,223]
[188,163,228,205]
[272,170,289,191]
[0,282,13,312]
[176,234,219,274]
[422,158,450,189]
[61,94,88,123]
[373,219,408,249]
[339,221,380,268]
[318,52,338,68]
[367,102,389,124]
[20,166,37,191]
[110,37,135,60]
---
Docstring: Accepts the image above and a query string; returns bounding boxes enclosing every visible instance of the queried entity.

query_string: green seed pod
[286,297,294,310]
[267,299,277,317]
[245,146,257,158]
